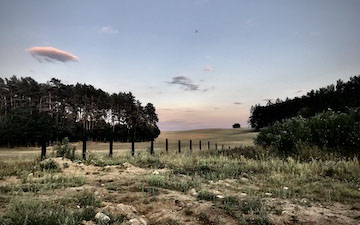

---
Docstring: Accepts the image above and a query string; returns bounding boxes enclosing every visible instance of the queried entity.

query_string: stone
[239,177,249,183]
[264,192,272,196]
[81,220,96,225]
[152,170,160,175]
[189,188,198,196]
[239,192,247,197]
[216,195,225,199]
[95,212,110,224]
[128,218,147,225]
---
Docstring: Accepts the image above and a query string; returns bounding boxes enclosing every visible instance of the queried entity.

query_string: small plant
[54,137,76,160]
[40,158,60,171]
[197,191,217,201]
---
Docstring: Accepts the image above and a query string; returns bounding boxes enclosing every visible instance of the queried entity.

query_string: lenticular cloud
[26,46,78,63]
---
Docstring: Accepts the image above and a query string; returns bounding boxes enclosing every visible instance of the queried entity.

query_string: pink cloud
[203,65,213,72]
[26,46,78,63]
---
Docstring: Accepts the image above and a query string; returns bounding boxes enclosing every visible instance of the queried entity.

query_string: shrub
[255,109,360,157]
[54,137,76,160]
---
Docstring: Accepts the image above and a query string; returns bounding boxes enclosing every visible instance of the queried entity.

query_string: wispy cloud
[202,86,215,92]
[100,26,119,34]
[26,46,78,63]
[234,102,243,105]
[167,76,199,91]
[203,65,213,72]
[295,90,304,93]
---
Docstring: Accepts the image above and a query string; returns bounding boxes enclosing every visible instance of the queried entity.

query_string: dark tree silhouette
[249,75,360,130]
[0,76,160,149]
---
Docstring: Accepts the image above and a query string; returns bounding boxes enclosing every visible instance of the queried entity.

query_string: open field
[0,128,258,160]
[0,128,359,225]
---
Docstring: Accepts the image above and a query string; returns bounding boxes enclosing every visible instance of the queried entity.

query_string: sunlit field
[0,128,258,160]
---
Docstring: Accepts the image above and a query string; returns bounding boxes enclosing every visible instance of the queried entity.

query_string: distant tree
[232,123,241,128]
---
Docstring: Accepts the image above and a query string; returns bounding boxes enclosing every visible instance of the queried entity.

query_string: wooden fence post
[208,141,210,150]
[178,140,181,153]
[109,135,113,158]
[215,143,217,151]
[166,139,168,152]
[131,140,135,156]
[199,140,202,150]
[222,144,224,151]
[150,140,154,155]
[82,134,87,160]
[190,140,192,152]
[40,137,46,160]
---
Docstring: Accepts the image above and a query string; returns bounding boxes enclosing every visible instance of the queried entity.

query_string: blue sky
[1,0,360,130]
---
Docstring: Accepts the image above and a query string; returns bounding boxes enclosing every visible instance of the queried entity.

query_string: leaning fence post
[150,140,154,155]
[166,139,168,152]
[190,140,192,152]
[199,140,202,150]
[178,140,181,153]
[131,140,135,156]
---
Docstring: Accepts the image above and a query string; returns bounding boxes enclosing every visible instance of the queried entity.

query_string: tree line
[0,76,160,149]
[249,75,360,130]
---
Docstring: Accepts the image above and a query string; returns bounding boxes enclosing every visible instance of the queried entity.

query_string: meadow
[0,128,359,225]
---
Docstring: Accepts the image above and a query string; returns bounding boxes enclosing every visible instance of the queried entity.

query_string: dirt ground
[2,157,357,225]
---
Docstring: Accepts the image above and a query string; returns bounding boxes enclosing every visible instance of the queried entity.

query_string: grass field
[0,128,258,160]
[0,128,359,225]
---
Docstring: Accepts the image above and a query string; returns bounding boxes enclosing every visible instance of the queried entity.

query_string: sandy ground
[2,157,357,225]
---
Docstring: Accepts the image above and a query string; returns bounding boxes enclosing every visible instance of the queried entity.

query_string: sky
[1,0,360,131]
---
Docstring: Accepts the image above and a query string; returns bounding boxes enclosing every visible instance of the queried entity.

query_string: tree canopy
[249,75,360,130]
[0,76,160,147]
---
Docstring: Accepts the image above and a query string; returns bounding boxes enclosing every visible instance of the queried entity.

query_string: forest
[249,75,360,130]
[0,76,160,148]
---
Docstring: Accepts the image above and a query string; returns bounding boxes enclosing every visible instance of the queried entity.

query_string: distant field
[0,128,258,159]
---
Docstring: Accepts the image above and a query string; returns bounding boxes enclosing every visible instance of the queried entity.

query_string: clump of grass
[0,175,85,194]
[220,196,272,225]
[137,184,160,196]
[53,137,76,160]
[197,190,217,201]
[40,159,60,171]
[0,198,82,225]
[141,173,200,192]
[0,159,40,178]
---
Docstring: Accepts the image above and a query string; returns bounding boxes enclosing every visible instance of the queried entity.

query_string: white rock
[216,195,225,199]
[240,192,247,197]
[264,192,272,196]
[101,184,105,187]
[189,188,198,196]
[95,212,110,224]
[225,183,230,187]
[240,177,249,183]
[152,170,160,175]
[128,218,147,225]
[283,186,289,190]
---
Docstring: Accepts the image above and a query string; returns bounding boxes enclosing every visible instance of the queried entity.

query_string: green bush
[54,137,76,160]
[255,109,360,157]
